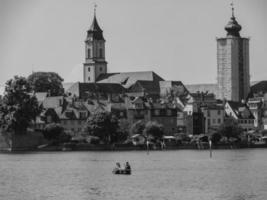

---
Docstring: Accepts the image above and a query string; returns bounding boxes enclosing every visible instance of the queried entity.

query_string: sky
[0,0,267,91]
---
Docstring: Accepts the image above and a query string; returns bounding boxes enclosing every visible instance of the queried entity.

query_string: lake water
[0,149,267,200]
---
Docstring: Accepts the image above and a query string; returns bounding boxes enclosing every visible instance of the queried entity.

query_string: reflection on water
[1,149,267,200]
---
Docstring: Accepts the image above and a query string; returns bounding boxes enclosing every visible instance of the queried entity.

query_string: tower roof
[224,3,242,37]
[86,7,105,40]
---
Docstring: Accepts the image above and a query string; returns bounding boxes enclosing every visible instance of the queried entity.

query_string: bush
[43,123,70,143]
[143,121,164,141]
[130,120,145,136]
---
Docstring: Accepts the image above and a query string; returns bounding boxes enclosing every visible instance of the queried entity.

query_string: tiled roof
[96,71,164,88]
[127,80,160,94]
[185,83,219,98]
[42,96,64,109]
[227,101,254,119]
[67,82,126,99]
[250,80,267,96]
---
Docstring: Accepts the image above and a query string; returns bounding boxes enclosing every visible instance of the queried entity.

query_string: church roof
[96,71,164,88]
[127,80,160,95]
[67,82,126,99]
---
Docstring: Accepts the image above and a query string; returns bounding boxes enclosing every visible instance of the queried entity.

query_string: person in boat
[114,162,121,171]
[124,162,131,174]
[113,162,121,174]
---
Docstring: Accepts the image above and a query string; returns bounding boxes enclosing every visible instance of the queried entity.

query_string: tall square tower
[217,6,250,102]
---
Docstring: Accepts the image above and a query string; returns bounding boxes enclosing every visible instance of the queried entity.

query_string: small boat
[112,168,131,175]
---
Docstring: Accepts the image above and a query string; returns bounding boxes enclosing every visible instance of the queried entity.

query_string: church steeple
[83,4,107,83]
[86,5,105,41]
[224,2,242,37]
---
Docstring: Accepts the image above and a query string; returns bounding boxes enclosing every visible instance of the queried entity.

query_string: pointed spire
[87,3,105,40]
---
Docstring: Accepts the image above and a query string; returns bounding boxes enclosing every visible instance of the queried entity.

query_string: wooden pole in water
[209,139,212,158]
[146,140,149,155]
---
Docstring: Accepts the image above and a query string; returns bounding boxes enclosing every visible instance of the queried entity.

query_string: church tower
[83,7,107,83]
[217,4,250,102]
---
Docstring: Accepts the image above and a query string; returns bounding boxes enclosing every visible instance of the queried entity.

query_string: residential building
[201,104,225,134]
[224,101,255,131]
[127,97,182,135]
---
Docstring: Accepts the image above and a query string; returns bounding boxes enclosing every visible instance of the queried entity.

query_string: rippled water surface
[1,149,267,200]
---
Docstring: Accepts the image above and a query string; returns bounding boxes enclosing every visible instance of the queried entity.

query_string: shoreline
[1,143,267,152]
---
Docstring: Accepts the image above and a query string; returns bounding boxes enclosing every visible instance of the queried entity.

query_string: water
[1,149,267,200]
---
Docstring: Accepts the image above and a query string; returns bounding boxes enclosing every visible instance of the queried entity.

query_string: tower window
[99,48,103,58]
[88,67,90,72]
[87,49,91,58]
[88,77,90,81]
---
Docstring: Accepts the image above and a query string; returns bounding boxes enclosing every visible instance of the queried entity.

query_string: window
[87,48,91,58]
[208,119,210,126]
[88,67,90,72]
[217,110,221,115]
[212,119,216,124]
[100,67,102,71]
[88,77,90,81]
[218,118,221,124]
[207,110,210,117]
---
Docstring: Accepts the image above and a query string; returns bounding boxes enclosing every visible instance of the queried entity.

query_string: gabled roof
[96,71,164,88]
[42,96,64,109]
[226,101,254,120]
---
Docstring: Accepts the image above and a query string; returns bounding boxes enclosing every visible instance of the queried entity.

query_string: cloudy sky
[0,0,266,89]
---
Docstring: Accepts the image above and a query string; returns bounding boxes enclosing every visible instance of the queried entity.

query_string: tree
[116,118,130,142]
[0,76,42,134]
[28,72,64,96]
[43,123,70,143]
[143,121,164,141]
[130,120,145,136]
[210,132,222,145]
[217,119,243,140]
[86,111,119,144]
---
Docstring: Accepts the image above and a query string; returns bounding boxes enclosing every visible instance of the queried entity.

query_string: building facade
[217,7,250,102]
